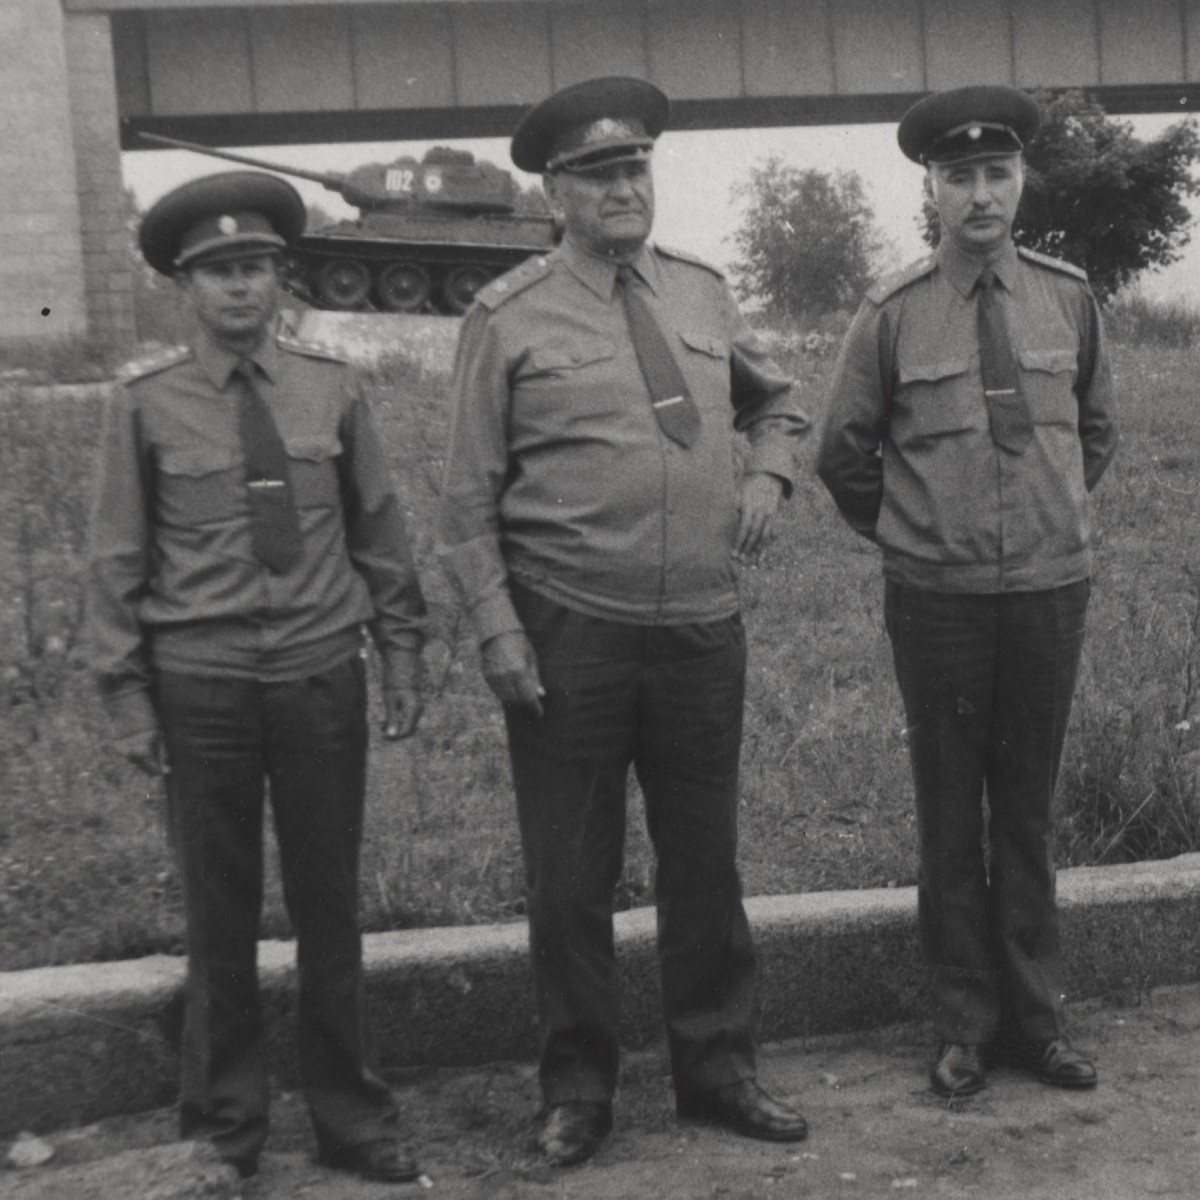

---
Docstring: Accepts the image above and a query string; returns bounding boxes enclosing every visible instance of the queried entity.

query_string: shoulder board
[1017,246,1089,282]
[277,334,347,364]
[116,344,192,384]
[654,243,724,278]
[867,256,936,304]
[476,255,552,311]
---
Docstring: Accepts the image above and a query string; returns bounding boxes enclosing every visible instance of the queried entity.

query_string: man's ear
[543,172,563,215]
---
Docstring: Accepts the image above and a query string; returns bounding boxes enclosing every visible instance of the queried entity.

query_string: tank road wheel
[314,259,372,310]
[376,262,432,313]
[440,265,494,315]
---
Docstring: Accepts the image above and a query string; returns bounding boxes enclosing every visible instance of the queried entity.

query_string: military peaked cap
[510,76,669,174]
[138,170,305,276]
[897,86,1041,165]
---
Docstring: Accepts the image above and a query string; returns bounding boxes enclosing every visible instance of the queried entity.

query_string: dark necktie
[616,265,701,448]
[233,358,303,574]
[976,268,1033,454]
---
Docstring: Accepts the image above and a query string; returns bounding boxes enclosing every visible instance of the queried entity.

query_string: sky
[123,115,1200,306]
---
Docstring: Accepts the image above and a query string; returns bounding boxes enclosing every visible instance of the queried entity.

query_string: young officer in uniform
[87,170,427,1182]
[439,77,811,1166]
[817,86,1118,1099]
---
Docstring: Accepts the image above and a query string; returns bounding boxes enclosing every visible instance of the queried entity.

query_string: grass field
[2,316,1198,972]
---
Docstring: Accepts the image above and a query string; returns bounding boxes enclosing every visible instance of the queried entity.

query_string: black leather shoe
[930,1042,987,1097]
[318,1140,421,1183]
[676,1079,808,1142]
[987,1033,1097,1089]
[536,1102,613,1167]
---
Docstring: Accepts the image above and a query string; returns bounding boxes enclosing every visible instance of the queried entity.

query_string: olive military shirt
[816,240,1118,592]
[87,328,427,739]
[438,239,809,642]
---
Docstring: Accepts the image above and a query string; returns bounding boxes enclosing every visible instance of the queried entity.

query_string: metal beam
[119,83,1200,153]
[106,0,1200,142]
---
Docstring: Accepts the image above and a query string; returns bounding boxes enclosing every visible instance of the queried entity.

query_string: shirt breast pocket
[285,435,342,509]
[678,329,729,413]
[1018,347,1078,426]
[514,338,620,427]
[893,358,980,444]
[157,446,242,524]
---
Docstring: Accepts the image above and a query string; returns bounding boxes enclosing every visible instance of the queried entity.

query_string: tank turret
[138,132,556,313]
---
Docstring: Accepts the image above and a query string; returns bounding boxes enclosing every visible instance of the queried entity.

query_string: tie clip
[653,396,686,409]
[248,479,286,490]
[984,389,1017,396]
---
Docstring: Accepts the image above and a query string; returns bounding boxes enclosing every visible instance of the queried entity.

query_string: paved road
[7,984,1200,1199]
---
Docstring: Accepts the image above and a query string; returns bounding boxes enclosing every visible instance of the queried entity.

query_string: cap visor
[175,233,286,270]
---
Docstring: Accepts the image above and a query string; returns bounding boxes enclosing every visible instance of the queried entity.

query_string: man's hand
[733,472,785,564]
[116,728,167,777]
[382,686,424,740]
[481,630,546,717]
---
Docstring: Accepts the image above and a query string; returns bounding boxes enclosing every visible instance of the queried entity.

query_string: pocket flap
[679,330,726,358]
[526,339,615,373]
[1018,347,1076,374]
[898,358,970,385]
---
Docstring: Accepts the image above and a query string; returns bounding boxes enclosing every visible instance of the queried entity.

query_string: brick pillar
[0,0,90,345]
[64,10,136,353]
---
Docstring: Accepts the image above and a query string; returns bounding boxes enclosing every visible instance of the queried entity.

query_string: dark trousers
[884,580,1089,1044]
[504,585,758,1105]
[156,654,396,1164]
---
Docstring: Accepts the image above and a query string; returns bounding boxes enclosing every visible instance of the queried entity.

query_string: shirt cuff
[472,591,525,646]
[746,445,796,498]
[381,648,423,691]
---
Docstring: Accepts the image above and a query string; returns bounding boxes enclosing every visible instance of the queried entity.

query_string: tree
[729,160,886,320]
[512,179,552,217]
[304,201,341,232]
[921,90,1200,302]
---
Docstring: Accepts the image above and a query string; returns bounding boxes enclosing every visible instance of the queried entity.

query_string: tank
[139,133,558,315]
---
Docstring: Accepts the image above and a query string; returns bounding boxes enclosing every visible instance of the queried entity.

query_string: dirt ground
[6,984,1200,1200]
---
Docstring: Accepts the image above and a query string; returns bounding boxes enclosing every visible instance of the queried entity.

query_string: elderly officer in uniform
[439,77,810,1165]
[817,86,1117,1099]
[87,171,427,1182]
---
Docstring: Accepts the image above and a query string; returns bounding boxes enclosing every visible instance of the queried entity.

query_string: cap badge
[217,215,239,235]
[967,124,982,141]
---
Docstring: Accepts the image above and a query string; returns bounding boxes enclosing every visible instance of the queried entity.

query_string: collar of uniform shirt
[194,328,281,391]
[560,238,663,301]
[937,237,1020,297]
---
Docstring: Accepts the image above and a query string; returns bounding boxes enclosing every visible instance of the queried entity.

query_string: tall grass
[1,311,1198,972]
[1105,292,1200,349]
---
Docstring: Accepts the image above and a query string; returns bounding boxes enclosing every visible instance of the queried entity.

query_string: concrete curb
[3,853,1199,1137]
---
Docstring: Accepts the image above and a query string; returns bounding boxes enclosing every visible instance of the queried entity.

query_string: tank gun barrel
[138,132,342,190]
